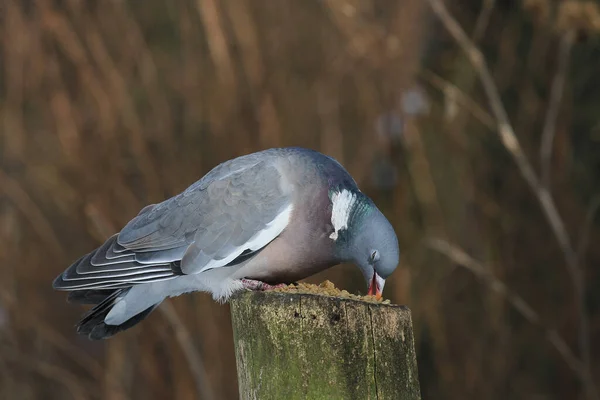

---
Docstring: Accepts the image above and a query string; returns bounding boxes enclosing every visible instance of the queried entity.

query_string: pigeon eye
[370,250,380,263]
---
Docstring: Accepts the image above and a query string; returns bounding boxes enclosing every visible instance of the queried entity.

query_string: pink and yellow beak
[367,272,385,299]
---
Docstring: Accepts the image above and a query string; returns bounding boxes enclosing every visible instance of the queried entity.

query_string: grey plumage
[53,147,400,339]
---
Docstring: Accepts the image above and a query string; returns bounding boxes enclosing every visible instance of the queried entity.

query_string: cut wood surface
[230,291,421,400]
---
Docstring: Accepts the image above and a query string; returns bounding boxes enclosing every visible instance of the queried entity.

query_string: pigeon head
[329,189,399,298]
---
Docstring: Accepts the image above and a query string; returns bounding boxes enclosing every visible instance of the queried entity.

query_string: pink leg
[241,279,287,291]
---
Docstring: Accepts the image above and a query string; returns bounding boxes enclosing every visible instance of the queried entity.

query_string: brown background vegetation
[1,0,600,399]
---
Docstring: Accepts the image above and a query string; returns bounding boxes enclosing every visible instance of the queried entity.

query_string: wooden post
[230,291,421,400]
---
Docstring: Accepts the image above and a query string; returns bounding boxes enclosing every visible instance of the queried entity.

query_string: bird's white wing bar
[187,203,293,274]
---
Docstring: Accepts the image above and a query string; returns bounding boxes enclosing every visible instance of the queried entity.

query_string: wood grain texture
[230,291,421,400]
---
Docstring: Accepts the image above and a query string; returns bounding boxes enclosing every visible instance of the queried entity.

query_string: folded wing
[53,156,293,290]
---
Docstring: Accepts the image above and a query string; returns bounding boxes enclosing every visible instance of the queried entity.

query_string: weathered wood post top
[230,290,421,400]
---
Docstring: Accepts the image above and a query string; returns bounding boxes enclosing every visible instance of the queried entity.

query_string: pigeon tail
[68,289,120,305]
[75,288,160,340]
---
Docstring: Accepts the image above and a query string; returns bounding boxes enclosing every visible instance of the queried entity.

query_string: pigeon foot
[241,279,287,291]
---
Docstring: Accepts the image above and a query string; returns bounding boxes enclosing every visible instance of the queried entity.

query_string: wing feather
[54,150,294,291]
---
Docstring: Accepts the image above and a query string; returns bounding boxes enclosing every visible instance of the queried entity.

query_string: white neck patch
[329,189,357,240]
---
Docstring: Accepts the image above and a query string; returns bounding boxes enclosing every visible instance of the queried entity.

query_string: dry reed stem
[2,0,27,159]
[419,69,496,131]
[472,0,496,42]
[0,291,106,384]
[103,337,130,400]
[159,301,215,400]
[425,1,593,397]
[47,54,82,163]
[38,0,117,137]
[576,195,600,263]
[0,352,13,398]
[540,30,575,187]
[317,83,344,163]
[403,119,447,234]
[322,0,382,64]
[223,1,264,90]
[427,238,598,398]
[100,0,173,143]
[83,18,161,200]
[195,0,236,90]
[2,345,95,400]
[0,169,65,259]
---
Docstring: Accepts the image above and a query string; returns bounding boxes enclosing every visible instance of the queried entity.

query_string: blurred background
[1,0,600,399]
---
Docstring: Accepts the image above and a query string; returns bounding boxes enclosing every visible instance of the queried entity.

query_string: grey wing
[53,157,293,290]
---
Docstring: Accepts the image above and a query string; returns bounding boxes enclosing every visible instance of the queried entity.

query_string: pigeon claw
[241,279,286,292]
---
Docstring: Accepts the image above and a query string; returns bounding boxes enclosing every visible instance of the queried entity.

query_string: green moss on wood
[230,291,421,400]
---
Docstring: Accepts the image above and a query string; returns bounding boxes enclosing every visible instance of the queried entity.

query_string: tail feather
[67,289,119,305]
[75,288,160,340]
